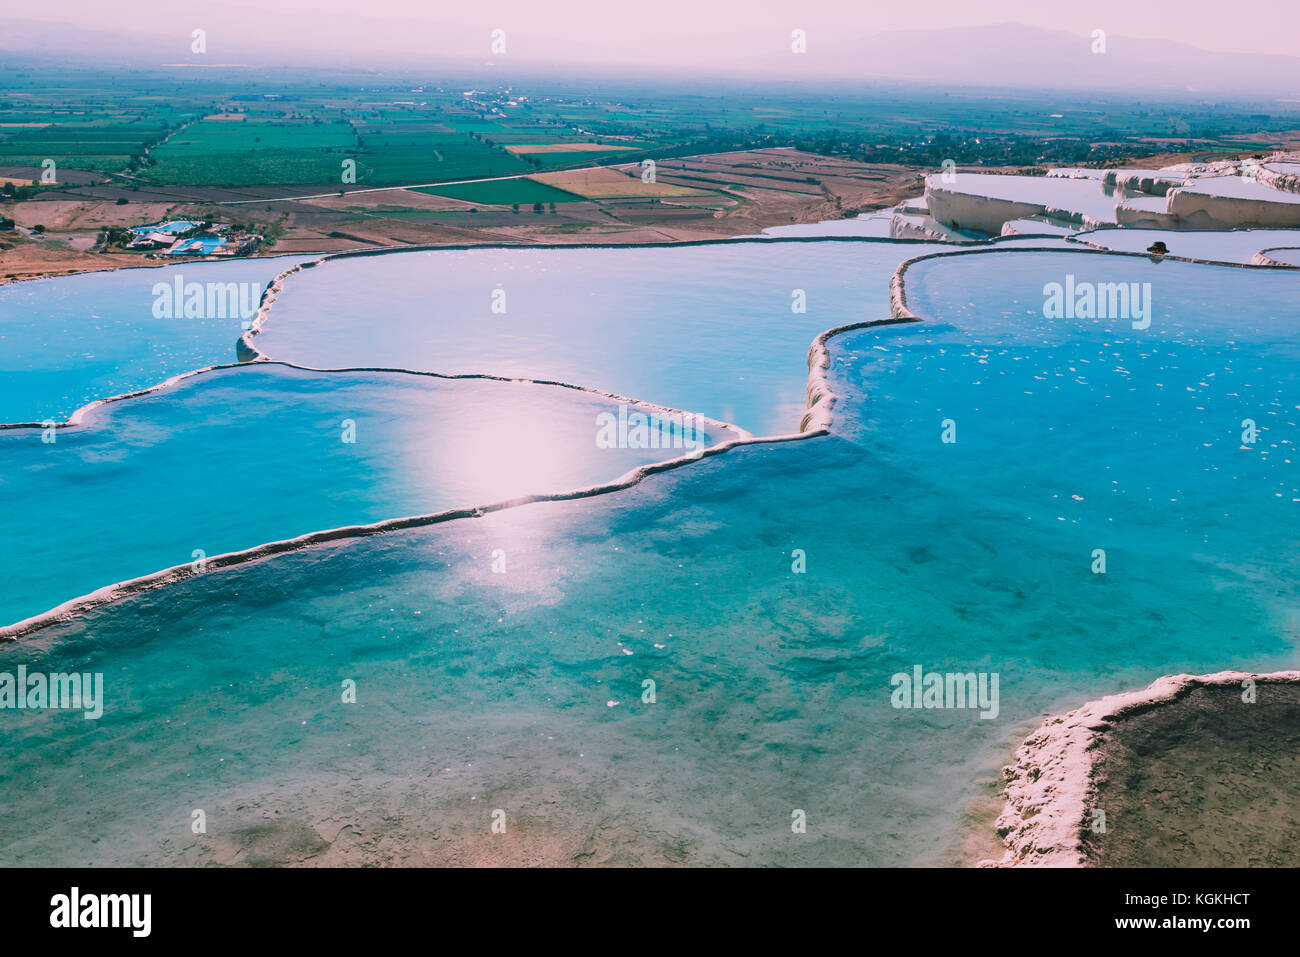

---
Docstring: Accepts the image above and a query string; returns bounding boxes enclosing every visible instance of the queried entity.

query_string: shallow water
[1265,248,1300,267]
[756,212,895,238]
[1076,227,1300,263]
[0,256,312,423]
[2,245,1296,866]
[1002,219,1075,236]
[252,240,950,436]
[0,364,717,628]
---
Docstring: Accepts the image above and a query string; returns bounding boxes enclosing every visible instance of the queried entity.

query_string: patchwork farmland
[5,63,1300,281]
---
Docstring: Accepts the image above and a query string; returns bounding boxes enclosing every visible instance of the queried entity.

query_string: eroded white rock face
[1102,168,1188,196]
[1169,176,1300,229]
[924,173,1118,233]
[927,186,1050,234]
[981,670,1300,868]
[1047,167,1104,180]
[1115,195,1179,228]
[1252,246,1300,267]
[888,213,961,241]
[1257,157,1300,195]
[925,154,1300,235]
[887,199,978,241]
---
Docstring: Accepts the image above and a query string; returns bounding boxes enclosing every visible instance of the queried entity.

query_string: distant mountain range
[798,23,1300,95]
[2,18,1298,98]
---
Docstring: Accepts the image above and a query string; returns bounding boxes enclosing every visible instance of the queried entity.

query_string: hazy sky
[16,0,1300,65]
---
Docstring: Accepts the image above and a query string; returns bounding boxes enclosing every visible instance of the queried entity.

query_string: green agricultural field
[435,115,514,135]
[143,118,358,186]
[147,150,349,186]
[350,128,528,185]
[0,73,207,174]
[5,64,1300,195]
[343,206,511,222]
[515,148,652,169]
[158,119,357,151]
[0,120,174,171]
[412,178,583,205]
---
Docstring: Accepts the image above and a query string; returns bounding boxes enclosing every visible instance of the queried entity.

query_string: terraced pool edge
[981,670,1300,867]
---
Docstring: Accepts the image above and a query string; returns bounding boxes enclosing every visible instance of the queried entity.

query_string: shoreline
[0,249,311,288]
[889,241,1300,321]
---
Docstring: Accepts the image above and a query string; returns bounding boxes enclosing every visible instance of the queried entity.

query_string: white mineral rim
[979,669,1300,868]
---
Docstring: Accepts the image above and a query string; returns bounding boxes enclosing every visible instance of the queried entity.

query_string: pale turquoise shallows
[0,256,312,424]
[253,240,951,435]
[1076,226,1300,263]
[1,245,1296,866]
[0,364,718,628]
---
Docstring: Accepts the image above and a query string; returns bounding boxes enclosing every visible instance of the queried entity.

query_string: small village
[121,219,262,257]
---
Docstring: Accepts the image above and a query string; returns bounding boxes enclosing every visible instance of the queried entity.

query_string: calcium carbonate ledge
[1099,169,1188,195]
[978,670,1300,867]
[237,232,1068,430]
[1252,246,1300,267]
[1167,182,1300,229]
[0,361,758,642]
[1067,225,1300,264]
[923,181,1113,236]
[1258,161,1300,195]
[888,243,1300,321]
[233,233,1040,361]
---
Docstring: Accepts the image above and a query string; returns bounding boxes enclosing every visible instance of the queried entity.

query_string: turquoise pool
[1,240,1296,866]
[0,363,721,630]
[0,256,312,424]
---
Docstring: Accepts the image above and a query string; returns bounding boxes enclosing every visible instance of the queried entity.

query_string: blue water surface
[1,244,1296,866]
[0,256,311,423]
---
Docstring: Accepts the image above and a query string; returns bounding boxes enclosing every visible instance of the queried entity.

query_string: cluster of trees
[1,181,38,201]
[788,129,1158,168]
[98,226,134,247]
[790,130,1118,167]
